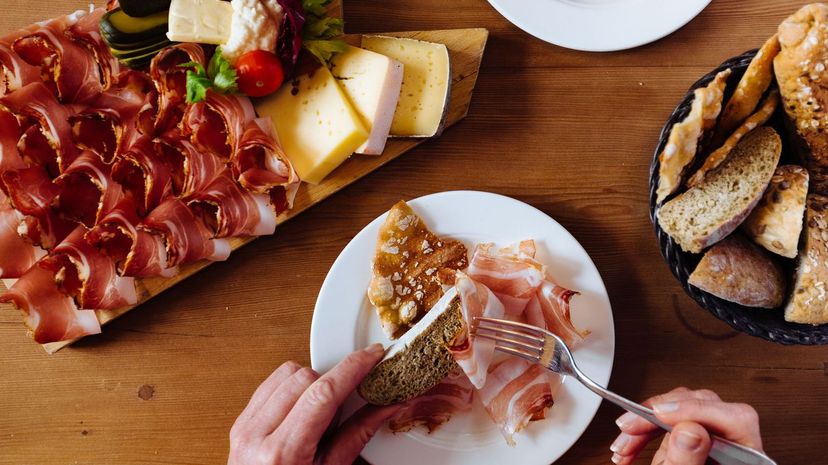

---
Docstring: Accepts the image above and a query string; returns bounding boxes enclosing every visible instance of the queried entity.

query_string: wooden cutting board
[0,21,488,352]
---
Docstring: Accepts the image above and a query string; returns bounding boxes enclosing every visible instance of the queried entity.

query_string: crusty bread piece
[657,127,782,253]
[359,288,463,405]
[713,34,780,145]
[687,90,779,187]
[785,195,828,324]
[368,201,467,339]
[689,235,785,308]
[775,3,828,193]
[742,165,809,258]
[655,69,731,203]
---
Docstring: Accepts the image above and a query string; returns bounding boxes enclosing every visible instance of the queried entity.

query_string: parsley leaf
[181,48,239,103]
[301,0,347,65]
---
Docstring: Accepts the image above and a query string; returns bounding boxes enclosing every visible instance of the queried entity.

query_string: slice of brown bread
[358,287,464,405]
[785,195,828,324]
[657,126,782,253]
[688,234,785,308]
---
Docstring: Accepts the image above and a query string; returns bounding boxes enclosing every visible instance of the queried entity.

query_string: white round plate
[487,0,712,52]
[310,191,615,465]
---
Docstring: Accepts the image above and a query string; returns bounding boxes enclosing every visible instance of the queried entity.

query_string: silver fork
[473,317,776,465]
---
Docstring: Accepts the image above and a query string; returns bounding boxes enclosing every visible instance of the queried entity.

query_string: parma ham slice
[140,198,231,267]
[1,166,75,249]
[155,129,225,198]
[11,12,103,103]
[64,8,122,90]
[85,197,178,278]
[0,43,41,96]
[0,262,101,344]
[0,192,46,278]
[40,225,137,310]
[0,109,24,172]
[0,81,78,175]
[111,136,173,216]
[150,43,206,133]
[187,171,278,238]
[389,369,475,433]
[54,151,123,227]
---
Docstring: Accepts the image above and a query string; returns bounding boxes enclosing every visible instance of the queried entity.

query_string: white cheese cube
[167,0,233,45]
[256,66,369,185]
[361,35,451,138]
[330,45,403,155]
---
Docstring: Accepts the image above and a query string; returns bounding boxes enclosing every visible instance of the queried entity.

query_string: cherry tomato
[236,50,285,97]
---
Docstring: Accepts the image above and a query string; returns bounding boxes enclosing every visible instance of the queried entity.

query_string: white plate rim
[310,190,615,465]
[487,0,712,52]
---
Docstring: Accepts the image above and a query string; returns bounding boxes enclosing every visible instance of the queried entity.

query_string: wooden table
[1,1,825,464]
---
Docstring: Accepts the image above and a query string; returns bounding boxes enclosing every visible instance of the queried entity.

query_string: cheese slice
[167,0,233,44]
[330,46,404,155]
[256,66,369,184]
[361,35,451,138]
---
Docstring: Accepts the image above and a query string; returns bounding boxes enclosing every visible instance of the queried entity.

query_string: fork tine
[475,317,547,337]
[493,343,541,363]
[473,323,545,345]
[474,331,543,355]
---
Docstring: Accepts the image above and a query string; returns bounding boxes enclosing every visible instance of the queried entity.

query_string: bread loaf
[657,127,782,253]
[775,3,828,193]
[742,165,809,258]
[785,195,828,324]
[689,235,785,308]
[359,288,464,405]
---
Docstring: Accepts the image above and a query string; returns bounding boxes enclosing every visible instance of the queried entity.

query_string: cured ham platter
[0,0,488,353]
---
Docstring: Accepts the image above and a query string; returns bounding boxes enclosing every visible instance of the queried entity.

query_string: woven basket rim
[648,49,828,345]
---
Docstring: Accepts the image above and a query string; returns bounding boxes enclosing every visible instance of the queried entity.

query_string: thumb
[318,403,403,465]
[663,421,711,465]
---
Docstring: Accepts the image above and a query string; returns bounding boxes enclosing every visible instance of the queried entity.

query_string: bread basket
[648,50,828,345]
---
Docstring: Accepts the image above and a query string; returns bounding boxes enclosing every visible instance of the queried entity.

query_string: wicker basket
[648,50,828,345]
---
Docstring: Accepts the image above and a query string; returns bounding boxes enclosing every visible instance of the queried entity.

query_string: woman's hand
[610,387,763,465]
[228,344,401,465]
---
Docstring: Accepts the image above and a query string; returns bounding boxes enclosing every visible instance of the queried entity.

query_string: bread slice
[742,165,809,258]
[785,195,828,324]
[688,235,785,308]
[359,287,464,405]
[657,126,782,253]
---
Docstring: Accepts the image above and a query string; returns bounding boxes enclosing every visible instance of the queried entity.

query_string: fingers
[610,430,661,463]
[662,422,711,465]
[318,403,404,465]
[267,344,385,457]
[617,387,720,435]
[237,361,301,422]
[652,433,670,465]
[246,367,320,437]
[652,399,762,449]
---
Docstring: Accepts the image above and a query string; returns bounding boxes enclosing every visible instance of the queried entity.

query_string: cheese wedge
[256,66,369,184]
[331,46,404,155]
[167,0,233,44]
[361,35,451,138]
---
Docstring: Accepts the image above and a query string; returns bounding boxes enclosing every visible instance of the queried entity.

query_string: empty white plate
[488,0,712,52]
[310,190,615,465]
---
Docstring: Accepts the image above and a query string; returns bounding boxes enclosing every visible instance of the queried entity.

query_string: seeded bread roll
[785,195,828,324]
[657,127,782,253]
[359,288,463,405]
[689,235,785,308]
[775,3,828,193]
[742,165,809,258]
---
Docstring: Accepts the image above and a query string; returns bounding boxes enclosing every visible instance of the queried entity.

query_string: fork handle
[570,367,776,465]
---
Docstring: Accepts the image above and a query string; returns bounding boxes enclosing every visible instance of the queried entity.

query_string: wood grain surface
[0,1,826,465]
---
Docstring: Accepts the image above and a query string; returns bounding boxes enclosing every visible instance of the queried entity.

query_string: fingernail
[675,430,702,451]
[653,401,679,413]
[610,433,631,453]
[615,411,637,429]
[365,343,385,355]
[611,452,623,464]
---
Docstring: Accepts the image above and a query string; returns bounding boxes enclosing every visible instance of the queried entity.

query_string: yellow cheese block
[167,0,233,44]
[256,66,369,185]
[361,35,451,138]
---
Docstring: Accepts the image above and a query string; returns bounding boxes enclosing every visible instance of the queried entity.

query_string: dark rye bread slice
[657,126,782,253]
[359,287,463,405]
